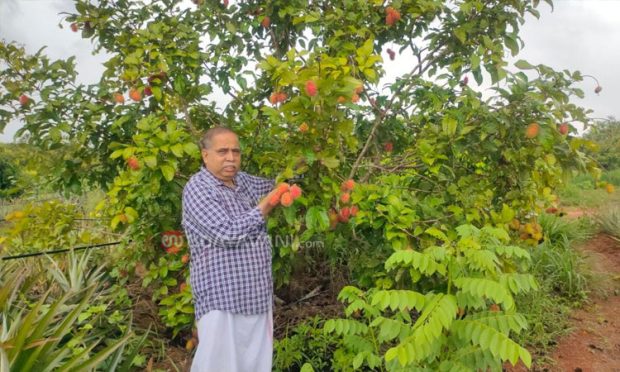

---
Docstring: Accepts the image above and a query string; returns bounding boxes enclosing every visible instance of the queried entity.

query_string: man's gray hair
[199,127,238,150]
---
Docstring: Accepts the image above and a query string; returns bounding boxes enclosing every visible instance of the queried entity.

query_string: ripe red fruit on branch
[386,48,395,61]
[338,207,351,223]
[144,86,152,96]
[19,94,30,106]
[113,92,125,104]
[350,205,359,216]
[298,122,309,133]
[305,80,317,96]
[558,123,569,135]
[269,93,278,105]
[129,88,142,102]
[340,193,351,204]
[277,183,290,194]
[289,184,302,199]
[385,6,401,26]
[269,91,287,105]
[461,76,469,86]
[181,254,190,264]
[341,179,356,191]
[127,156,140,170]
[269,193,281,206]
[525,122,539,139]
[261,16,270,28]
[384,142,393,152]
[354,85,363,94]
[70,23,79,32]
[280,192,293,207]
[337,96,347,104]
[351,94,360,103]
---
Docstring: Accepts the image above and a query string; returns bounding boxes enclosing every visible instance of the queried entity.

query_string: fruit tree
[0,0,602,369]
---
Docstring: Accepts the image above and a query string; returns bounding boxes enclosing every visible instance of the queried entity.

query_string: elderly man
[182,127,282,372]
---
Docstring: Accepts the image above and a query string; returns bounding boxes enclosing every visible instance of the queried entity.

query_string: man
[181,127,282,372]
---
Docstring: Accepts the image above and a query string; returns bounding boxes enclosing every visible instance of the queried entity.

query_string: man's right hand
[257,184,288,217]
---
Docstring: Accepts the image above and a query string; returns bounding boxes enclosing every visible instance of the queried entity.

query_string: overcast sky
[1,0,618,142]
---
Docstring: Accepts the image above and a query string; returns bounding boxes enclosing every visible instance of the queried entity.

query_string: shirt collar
[200,165,240,189]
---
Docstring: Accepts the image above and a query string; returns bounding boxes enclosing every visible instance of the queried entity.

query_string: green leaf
[170,143,184,158]
[305,206,329,232]
[442,116,458,136]
[110,149,125,159]
[184,142,200,157]
[320,157,340,169]
[425,227,449,242]
[514,60,535,70]
[143,155,157,168]
[161,165,175,181]
[151,86,162,101]
[454,28,467,44]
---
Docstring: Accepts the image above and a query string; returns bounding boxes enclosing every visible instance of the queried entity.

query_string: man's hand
[257,186,286,217]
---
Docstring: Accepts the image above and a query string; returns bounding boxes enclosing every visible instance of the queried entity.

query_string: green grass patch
[515,214,596,360]
[596,206,620,241]
[559,169,620,208]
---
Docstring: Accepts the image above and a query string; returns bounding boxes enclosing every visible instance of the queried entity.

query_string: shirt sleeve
[182,184,265,248]
[246,173,275,200]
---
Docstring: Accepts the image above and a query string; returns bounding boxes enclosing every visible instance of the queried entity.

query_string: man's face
[201,132,241,182]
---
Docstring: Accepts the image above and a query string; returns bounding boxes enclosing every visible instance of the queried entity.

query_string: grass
[515,213,596,360]
[596,206,620,241]
[558,170,620,208]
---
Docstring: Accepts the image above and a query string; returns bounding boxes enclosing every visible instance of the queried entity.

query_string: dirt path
[546,233,620,372]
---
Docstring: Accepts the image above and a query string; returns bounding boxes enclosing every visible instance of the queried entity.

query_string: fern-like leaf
[370,290,426,312]
[454,278,515,310]
[451,319,531,367]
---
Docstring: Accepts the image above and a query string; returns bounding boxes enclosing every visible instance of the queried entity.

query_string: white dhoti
[190,309,273,372]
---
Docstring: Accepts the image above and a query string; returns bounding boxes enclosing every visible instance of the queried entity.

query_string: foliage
[512,283,572,360]
[558,169,620,207]
[0,154,20,199]
[324,225,536,370]
[143,251,194,337]
[0,143,66,198]
[596,207,620,242]
[0,0,606,366]
[0,199,108,256]
[513,212,595,364]
[583,118,620,170]
[274,317,336,372]
[538,212,593,245]
[0,254,134,371]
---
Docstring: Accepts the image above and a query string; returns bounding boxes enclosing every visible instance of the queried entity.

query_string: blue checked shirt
[182,166,275,319]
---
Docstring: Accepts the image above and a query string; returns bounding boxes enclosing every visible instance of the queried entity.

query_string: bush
[601,168,620,186]
[274,317,336,372]
[596,207,620,241]
[0,155,21,199]
[584,119,620,169]
[0,253,134,370]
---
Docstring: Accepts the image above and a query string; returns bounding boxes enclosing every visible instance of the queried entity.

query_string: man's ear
[201,149,209,165]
